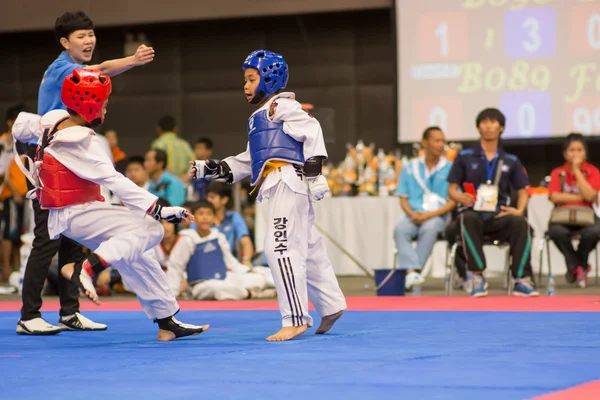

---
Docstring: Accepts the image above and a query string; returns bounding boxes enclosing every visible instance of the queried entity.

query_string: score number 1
[434,22,449,56]
[417,13,467,61]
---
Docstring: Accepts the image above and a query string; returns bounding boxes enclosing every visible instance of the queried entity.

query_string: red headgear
[61,69,112,124]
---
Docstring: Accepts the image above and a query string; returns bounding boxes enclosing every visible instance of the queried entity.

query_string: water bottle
[412,280,422,296]
[547,275,556,296]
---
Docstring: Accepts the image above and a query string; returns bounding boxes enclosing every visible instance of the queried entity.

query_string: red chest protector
[36,123,104,209]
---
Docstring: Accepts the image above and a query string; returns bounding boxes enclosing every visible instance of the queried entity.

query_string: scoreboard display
[396,0,600,142]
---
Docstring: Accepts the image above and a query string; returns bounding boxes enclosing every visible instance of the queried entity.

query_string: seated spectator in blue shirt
[394,127,455,290]
[206,181,255,269]
[145,148,186,207]
[447,108,537,297]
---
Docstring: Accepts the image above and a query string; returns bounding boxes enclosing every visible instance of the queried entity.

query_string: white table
[255,195,597,278]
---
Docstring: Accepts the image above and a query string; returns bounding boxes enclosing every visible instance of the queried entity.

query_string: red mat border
[1,296,599,312]
[533,379,600,400]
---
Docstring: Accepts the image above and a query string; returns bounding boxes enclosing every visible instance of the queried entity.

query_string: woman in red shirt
[547,133,600,288]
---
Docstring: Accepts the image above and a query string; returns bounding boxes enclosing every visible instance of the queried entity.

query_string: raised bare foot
[266,325,308,341]
[315,310,343,334]
[61,262,100,305]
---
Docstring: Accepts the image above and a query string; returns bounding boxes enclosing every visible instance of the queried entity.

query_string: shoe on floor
[405,271,425,290]
[471,274,488,297]
[59,312,107,331]
[575,266,588,289]
[513,276,539,297]
[16,318,62,335]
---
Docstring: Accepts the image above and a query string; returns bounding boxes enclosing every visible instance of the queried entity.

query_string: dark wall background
[0,10,396,164]
[0,8,593,185]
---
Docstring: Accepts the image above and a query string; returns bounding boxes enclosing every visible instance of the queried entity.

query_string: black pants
[547,222,600,273]
[20,146,83,320]
[459,210,533,279]
[445,219,467,279]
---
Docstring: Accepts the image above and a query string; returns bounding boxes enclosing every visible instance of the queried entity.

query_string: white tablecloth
[255,194,598,278]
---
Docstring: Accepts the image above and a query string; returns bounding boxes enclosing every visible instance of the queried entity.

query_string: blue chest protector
[248,109,304,185]
[186,239,227,284]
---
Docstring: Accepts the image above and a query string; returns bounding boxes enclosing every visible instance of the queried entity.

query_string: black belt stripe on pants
[278,258,299,326]
[283,257,303,326]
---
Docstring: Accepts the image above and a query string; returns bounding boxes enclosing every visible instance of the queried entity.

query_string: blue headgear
[243,50,288,104]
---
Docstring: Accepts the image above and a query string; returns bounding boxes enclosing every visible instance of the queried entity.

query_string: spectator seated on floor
[166,200,275,300]
[447,108,537,297]
[206,181,255,267]
[547,133,600,289]
[393,126,455,291]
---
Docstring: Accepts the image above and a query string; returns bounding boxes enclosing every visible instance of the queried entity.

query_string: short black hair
[150,148,168,170]
[422,126,442,140]
[206,181,232,199]
[157,116,176,132]
[196,137,214,149]
[54,12,94,43]
[6,104,26,123]
[126,155,145,169]
[191,199,215,215]
[156,197,171,208]
[476,108,506,128]
[181,201,196,211]
[563,132,587,152]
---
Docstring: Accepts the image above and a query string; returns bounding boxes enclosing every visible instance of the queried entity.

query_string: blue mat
[1,310,599,400]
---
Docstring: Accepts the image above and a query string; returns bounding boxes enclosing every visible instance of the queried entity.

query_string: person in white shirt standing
[393,127,455,290]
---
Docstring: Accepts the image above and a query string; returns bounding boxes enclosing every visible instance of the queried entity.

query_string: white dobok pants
[263,181,347,327]
[60,202,179,320]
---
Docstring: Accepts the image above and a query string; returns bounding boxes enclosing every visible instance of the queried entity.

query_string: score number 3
[522,17,541,53]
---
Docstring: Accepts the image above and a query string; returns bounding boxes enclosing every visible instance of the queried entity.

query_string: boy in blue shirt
[145,149,187,207]
[206,181,254,267]
[394,127,455,289]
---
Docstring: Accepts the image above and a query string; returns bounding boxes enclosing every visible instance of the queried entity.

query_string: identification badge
[474,184,498,212]
[422,192,444,211]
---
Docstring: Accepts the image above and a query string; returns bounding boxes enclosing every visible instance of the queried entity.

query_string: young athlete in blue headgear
[191,50,347,341]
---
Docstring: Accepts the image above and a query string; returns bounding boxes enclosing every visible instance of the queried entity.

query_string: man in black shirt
[447,108,538,297]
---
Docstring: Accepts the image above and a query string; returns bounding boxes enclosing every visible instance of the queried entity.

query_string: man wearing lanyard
[394,127,455,290]
[447,108,537,297]
[17,11,154,335]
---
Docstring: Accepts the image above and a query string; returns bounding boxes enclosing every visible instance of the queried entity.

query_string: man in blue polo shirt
[394,127,455,290]
[447,108,537,297]
[145,149,187,207]
[17,11,155,336]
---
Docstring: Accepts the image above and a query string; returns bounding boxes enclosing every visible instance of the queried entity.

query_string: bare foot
[158,324,210,342]
[315,311,343,334]
[266,325,308,341]
[61,262,101,305]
